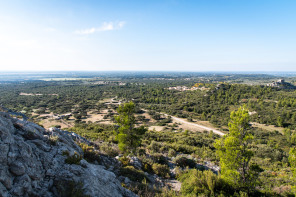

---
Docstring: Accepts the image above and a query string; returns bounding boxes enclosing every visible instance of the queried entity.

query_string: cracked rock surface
[0,112,136,197]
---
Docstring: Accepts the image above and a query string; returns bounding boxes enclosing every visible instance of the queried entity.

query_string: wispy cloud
[75,21,126,35]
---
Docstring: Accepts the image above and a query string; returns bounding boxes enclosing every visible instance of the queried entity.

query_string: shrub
[124,182,158,197]
[160,144,169,152]
[272,185,293,196]
[170,143,196,154]
[55,180,90,197]
[65,152,82,165]
[140,157,154,174]
[168,149,176,157]
[178,169,233,196]
[156,187,179,197]
[120,166,147,182]
[79,143,100,163]
[100,142,120,157]
[151,153,168,165]
[49,135,59,145]
[137,147,146,156]
[152,114,161,120]
[148,141,162,153]
[173,166,183,178]
[51,125,61,128]
[62,150,70,156]
[152,163,170,178]
[119,156,130,166]
[143,163,153,174]
[175,156,196,168]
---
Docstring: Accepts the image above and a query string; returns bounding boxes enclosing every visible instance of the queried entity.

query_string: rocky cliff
[0,112,136,197]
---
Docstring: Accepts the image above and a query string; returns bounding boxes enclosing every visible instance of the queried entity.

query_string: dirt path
[141,107,225,136]
[167,115,225,136]
[60,119,74,127]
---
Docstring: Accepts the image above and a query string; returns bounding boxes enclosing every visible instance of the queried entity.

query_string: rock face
[0,112,136,197]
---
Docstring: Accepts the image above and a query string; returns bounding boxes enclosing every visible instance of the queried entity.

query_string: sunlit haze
[0,0,296,71]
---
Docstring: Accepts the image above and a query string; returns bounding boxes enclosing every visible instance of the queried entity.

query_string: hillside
[0,111,136,197]
[1,76,296,196]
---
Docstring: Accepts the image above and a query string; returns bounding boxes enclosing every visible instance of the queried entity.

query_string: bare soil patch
[149,126,165,132]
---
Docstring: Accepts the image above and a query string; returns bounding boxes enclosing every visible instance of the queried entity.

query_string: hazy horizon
[1,70,296,73]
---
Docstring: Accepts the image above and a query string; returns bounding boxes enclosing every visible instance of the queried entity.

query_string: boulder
[0,112,137,197]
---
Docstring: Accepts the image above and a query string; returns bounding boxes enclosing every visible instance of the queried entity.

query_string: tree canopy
[115,102,146,154]
[215,106,261,192]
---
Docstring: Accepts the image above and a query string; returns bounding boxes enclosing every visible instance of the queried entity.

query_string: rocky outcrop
[0,112,136,197]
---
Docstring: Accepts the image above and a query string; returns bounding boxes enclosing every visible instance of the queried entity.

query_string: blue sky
[0,0,295,71]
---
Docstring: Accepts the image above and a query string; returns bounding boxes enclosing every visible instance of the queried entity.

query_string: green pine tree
[114,102,146,155]
[214,106,261,192]
[289,147,296,194]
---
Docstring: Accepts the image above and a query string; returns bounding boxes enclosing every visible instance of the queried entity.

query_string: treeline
[2,80,296,130]
[0,81,110,115]
[114,83,296,130]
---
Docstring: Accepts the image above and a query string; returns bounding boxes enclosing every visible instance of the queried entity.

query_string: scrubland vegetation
[1,73,296,196]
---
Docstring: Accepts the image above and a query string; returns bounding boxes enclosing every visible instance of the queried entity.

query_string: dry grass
[39,119,73,129]
[251,122,285,134]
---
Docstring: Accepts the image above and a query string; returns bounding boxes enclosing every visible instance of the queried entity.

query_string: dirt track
[161,113,225,136]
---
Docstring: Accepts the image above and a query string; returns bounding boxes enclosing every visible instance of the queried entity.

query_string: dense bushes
[174,156,196,168]
[168,149,176,157]
[3,78,296,196]
[99,142,120,157]
[150,153,168,165]
[179,169,234,196]
[69,123,115,142]
[152,163,170,178]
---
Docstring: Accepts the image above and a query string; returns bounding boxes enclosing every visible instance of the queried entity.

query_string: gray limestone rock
[128,156,143,170]
[9,161,25,176]
[0,112,137,197]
